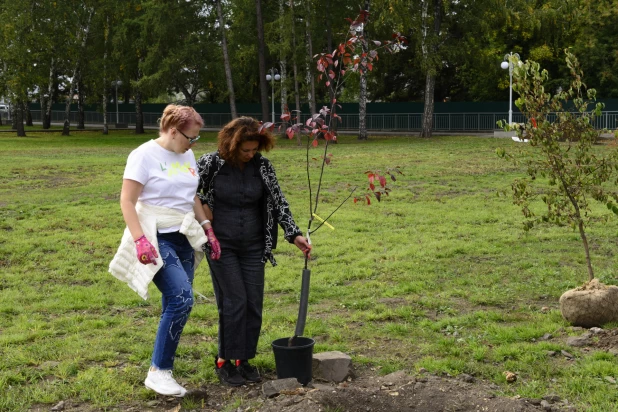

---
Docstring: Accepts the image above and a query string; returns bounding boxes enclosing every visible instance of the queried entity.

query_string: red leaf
[367,173,375,183]
[367,63,373,71]
[531,117,537,128]
[378,175,386,187]
[286,127,295,140]
[373,40,381,46]
[325,81,330,87]
[325,157,331,165]
[374,192,381,201]
[369,182,375,191]
[329,70,335,79]
[365,194,371,205]
[390,173,396,182]
[354,197,358,204]
[281,112,291,122]
[312,139,318,147]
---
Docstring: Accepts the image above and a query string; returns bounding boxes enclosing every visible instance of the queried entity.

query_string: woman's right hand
[205,227,221,260]
[135,235,159,265]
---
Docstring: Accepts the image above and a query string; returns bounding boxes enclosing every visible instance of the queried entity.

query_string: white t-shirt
[124,140,198,233]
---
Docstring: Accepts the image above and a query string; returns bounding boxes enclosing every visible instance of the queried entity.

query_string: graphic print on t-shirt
[160,161,197,177]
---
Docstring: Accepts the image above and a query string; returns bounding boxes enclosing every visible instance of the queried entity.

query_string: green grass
[1,131,618,411]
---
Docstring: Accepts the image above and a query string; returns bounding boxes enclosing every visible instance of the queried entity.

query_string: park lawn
[1,131,617,411]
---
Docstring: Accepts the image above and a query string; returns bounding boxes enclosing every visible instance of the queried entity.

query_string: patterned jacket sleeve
[262,159,303,243]
[196,152,215,210]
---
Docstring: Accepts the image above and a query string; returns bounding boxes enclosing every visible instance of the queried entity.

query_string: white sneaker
[144,369,187,397]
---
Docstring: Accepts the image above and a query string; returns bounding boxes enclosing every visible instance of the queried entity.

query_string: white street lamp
[501,52,520,126]
[111,80,123,124]
[266,68,281,124]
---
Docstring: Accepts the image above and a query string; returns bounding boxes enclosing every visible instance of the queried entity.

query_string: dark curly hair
[218,117,275,165]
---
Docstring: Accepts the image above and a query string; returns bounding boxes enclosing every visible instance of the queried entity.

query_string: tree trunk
[358,0,370,140]
[325,0,337,139]
[304,0,316,115]
[11,105,17,129]
[420,72,435,138]
[39,92,46,128]
[63,11,93,136]
[419,0,441,138]
[15,100,25,137]
[256,0,269,122]
[135,89,144,134]
[102,16,108,135]
[62,66,78,136]
[290,0,302,145]
[278,0,287,132]
[216,0,237,119]
[25,102,33,127]
[77,72,85,129]
[44,60,55,129]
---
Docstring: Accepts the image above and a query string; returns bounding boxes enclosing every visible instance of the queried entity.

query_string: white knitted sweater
[109,201,207,300]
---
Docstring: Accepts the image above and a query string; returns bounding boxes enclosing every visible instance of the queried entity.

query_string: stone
[312,351,352,383]
[542,395,561,403]
[51,401,65,411]
[604,376,616,384]
[262,378,302,398]
[540,400,552,411]
[566,336,590,347]
[381,370,410,387]
[538,333,553,341]
[561,350,574,359]
[460,374,475,383]
[589,327,604,334]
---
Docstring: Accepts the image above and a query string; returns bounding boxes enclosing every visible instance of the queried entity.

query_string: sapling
[258,10,405,343]
[497,50,618,284]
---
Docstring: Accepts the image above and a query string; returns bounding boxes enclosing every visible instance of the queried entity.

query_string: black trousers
[208,240,265,360]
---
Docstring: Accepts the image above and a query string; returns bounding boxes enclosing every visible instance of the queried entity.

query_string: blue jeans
[151,232,195,370]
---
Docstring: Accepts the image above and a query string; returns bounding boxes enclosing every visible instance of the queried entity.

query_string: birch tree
[216,0,238,119]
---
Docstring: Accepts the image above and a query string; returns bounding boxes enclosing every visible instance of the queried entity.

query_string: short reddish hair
[158,104,204,132]
[218,117,275,165]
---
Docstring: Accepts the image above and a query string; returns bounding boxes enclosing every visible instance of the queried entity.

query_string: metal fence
[27,110,618,132]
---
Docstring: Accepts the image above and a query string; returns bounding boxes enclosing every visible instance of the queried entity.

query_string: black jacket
[196,151,302,266]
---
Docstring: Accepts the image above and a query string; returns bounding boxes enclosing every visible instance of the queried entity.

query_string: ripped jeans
[151,231,195,370]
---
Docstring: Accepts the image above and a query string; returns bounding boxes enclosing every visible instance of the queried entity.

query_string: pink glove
[205,227,221,260]
[135,235,158,265]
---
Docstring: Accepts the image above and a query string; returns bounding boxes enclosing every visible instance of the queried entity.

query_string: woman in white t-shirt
[117,105,221,397]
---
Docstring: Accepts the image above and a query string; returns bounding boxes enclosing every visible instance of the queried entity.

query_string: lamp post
[265,68,280,124]
[111,80,123,124]
[501,52,520,126]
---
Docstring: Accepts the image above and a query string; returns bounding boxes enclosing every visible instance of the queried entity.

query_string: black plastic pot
[271,336,315,385]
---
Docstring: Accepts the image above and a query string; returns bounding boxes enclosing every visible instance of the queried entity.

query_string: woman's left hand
[293,236,312,259]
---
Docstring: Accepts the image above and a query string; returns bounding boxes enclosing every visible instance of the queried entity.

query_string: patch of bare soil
[31,370,571,412]
[256,372,552,412]
[587,327,618,354]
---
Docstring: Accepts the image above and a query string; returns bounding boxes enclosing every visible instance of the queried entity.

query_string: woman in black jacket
[197,117,311,386]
